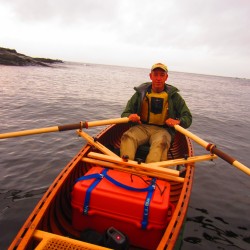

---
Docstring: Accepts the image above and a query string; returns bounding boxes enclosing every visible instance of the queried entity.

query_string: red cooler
[71,166,174,250]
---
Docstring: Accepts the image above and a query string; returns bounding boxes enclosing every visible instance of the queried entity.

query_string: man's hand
[129,114,141,124]
[165,118,180,127]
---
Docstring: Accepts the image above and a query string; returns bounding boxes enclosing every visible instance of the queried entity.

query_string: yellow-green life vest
[141,91,168,125]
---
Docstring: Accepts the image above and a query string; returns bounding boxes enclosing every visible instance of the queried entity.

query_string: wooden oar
[87,152,180,177]
[149,154,218,168]
[0,117,129,139]
[76,130,120,158]
[82,157,184,183]
[174,125,250,176]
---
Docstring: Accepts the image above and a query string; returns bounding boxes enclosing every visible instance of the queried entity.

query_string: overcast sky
[0,0,250,78]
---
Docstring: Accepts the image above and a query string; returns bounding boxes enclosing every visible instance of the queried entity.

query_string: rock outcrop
[0,47,63,66]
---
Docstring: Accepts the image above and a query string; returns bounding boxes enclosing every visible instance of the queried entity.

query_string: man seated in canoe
[120,62,192,163]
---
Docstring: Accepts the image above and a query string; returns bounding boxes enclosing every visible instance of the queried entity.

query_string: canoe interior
[9,123,194,250]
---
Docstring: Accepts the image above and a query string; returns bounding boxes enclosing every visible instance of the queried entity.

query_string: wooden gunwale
[157,164,194,249]
[8,145,90,250]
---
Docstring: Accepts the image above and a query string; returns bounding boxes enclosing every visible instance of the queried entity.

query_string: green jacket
[121,82,192,140]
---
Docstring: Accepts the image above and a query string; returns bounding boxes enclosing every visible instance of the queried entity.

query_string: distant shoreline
[0,47,63,67]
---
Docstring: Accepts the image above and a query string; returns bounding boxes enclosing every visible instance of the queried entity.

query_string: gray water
[0,62,249,249]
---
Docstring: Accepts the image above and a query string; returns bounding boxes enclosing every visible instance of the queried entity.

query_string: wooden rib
[87,152,179,177]
[149,154,217,168]
[82,157,184,183]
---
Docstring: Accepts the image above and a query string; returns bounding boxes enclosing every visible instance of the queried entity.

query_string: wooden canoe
[9,123,196,250]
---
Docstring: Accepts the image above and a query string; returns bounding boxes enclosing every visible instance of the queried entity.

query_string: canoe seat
[33,230,111,250]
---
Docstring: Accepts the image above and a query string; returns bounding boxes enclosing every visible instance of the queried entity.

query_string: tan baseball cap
[151,63,168,72]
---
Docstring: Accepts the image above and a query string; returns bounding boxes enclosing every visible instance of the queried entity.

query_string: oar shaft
[76,130,120,158]
[0,126,59,139]
[174,125,250,176]
[233,161,250,175]
[174,125,209,148]
[0,117,129,139]
[0,123,83,139]
[212,147,250,175]
[87,117,129,127]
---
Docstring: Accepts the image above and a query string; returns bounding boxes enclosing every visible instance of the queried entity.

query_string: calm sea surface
[0,62,249,249]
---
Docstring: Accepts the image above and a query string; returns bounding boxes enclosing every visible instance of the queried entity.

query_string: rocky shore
[0,47,63,66]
